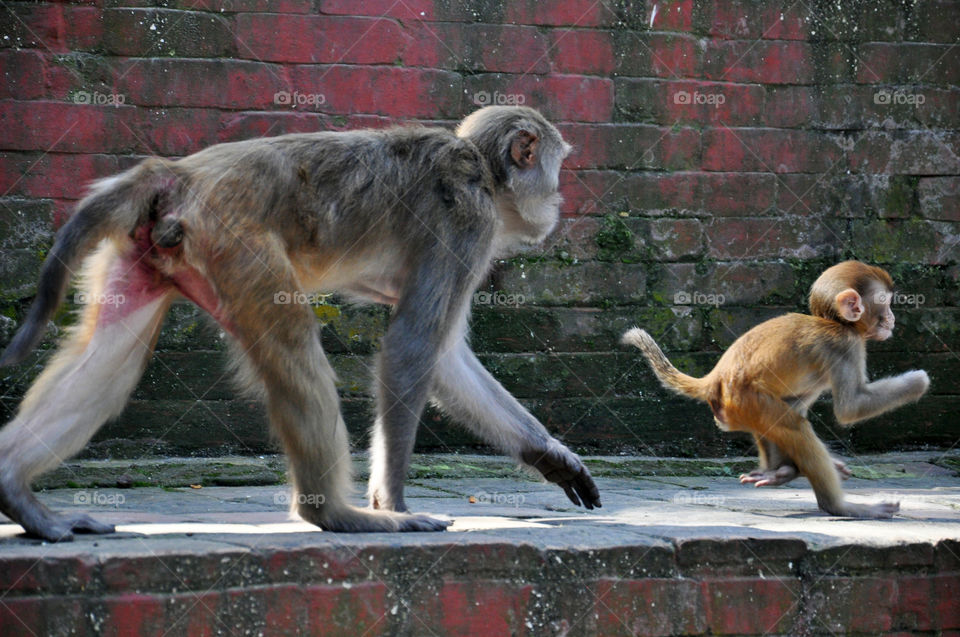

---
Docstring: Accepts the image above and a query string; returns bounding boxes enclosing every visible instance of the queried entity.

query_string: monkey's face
[867,285,896,341]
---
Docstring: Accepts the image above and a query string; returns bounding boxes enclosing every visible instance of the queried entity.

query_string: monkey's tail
[621,328,712,402]
[0,158,171,366]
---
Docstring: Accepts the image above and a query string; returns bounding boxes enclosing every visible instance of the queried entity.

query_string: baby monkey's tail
[621,328,713,402]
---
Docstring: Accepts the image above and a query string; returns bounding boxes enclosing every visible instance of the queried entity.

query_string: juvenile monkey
[623,261,929,518]
[0,106,601,541]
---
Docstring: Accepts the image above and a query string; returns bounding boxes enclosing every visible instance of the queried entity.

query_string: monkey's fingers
[521,447,602,509]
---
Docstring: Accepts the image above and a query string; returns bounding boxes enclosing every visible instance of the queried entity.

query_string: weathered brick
[612,32,700,78]
[504,0,618,26]
[806,577,895,633]
[303,582,388,634]
[857,43,960,85]
[592,578,706,636]
[847,131,960,175]
[406,22,550,73]
[0,4,102,52]
[933,573,960,629]
[0,50,76,101]
[919,177,960,221]
[0,597,86,637]
[616,78,763,126]
[702,578,800,635]
[910,0,960,43]
[466,74,613,123]
[708,216,838,260]
[0,101,136,153]
[0,152,120,200]
[319,0,434,20]
[235,14,407,64]
[650,261,798,307]
[103,9,234,57]
[704,2,810,40]
[652,0,694,31]
[134,107,223,156]
[702,128,840,173]
[703,40,814,84]
[497,261,645,306]
[762,86,817,128]
[549,29,615,75]
[290,65,463,118]
[417,580,531,635]
[701,172,777,216]
[561,124,699,170]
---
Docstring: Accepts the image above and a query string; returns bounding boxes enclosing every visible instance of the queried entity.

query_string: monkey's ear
[509,130,539,169]
[835,288,864,322]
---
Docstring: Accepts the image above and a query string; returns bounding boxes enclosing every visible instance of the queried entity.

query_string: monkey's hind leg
[0,244,174,541]
[739,437,851,487]
[729,391,898,519]
[209,236,448,532]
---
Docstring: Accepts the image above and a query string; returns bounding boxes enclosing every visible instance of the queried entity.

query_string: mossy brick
[463,73,614,123]
[849,396,960,451]
[804,543,935,574]
[477,352,625,398]
[857,43,959,85]
[707,215,837,260]
[153,302,226,351]
[909,0,960,43]
[559,123,700,171]
[406,23,551,74]
[134,351,234,401]
[806,2,903,42]
[649,261,797,307]
[702,1,810,40]
[704,306,793,349]
[496,261,646,306]
[103,9,235,57]
[544,216,601,261]
[848,218,952,264]
[611,32,700,78]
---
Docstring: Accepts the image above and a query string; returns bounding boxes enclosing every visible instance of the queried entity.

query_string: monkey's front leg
[427,339,601,509]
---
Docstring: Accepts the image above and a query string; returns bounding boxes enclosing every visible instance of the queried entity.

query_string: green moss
[885,176,919,217]
[596,215,640,263]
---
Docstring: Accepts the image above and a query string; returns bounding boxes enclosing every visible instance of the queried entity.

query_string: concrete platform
[2,454,959,636]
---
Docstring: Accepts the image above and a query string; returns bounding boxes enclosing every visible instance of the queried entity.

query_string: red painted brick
[893,575,935,631]
[703,40,814,84]
[177,0,313,11]
[614,32,700,78]
[101,593,169,637]
[560,124,699,171]
[0,152,120,200]
[467,74,613,123]
[593,578,705,636]
[857,43,960,85]
[406,23,551,74]
[319,0,435,20]
[700,172,776,215]
[235,14,408,64]
[549,29,615,75]
[0,101,133,153]
[290,65,462,118]
[134,107,222,156]
[420,580,532,635]
[0,51,76,101]
[702,128,840,173]
[702,578,800,635]
[115,59,284,110]
[706,2,809,40]
[934,573,960,629]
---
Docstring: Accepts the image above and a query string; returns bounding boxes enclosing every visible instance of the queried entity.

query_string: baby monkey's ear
[834,288,864,322]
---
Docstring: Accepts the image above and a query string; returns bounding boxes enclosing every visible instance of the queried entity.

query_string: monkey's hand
[521,446,601,509]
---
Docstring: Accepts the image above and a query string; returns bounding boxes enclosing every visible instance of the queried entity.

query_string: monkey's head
[456,106,572,250]
[809,260,896,341]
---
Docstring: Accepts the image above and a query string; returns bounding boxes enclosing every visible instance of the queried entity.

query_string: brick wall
[1,0,958,457]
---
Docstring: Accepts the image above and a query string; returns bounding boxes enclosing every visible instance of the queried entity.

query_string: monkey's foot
[833,458,853,480]
[521,446,601,509]
[298,503,450,533]
[826,500,900,519]
[12,512,114,543]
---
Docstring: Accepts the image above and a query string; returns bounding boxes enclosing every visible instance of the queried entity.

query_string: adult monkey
[0,106,600,541]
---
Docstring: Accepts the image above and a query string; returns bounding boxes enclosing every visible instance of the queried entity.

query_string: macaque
[623,261,929,518]
[0,106,601,541]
